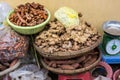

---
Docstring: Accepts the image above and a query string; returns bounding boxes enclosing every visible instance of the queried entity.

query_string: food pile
[9,2,48,26]
[0,1,102,77]
[0,26,28,71]
[0,29,28,62]
[43,48,99,70]
[35,7,101,74]
[35,19,101,53]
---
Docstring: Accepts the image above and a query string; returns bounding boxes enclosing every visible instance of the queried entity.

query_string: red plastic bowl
[113,69,120,80]
[91,62,113,79]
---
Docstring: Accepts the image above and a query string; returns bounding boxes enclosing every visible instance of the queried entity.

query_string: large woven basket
[34,36,102,60]
[0,60,21,76]
[40,49,101,75]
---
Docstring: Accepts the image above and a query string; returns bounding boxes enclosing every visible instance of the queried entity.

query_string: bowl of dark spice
[7,2,51,35]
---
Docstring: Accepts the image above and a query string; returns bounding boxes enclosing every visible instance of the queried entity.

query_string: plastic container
[58,72,92,80]
[113,69,120,80]
[91,62,113,79]
[6,8,51,35]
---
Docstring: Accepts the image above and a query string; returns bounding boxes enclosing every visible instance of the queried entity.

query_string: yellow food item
[54,7,79,28]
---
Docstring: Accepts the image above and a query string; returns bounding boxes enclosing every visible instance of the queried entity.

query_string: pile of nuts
[0,29,29,63]
[9,2,48,26]
[35,19,101,53]
[0,59,18,71]
[43,48,99,70]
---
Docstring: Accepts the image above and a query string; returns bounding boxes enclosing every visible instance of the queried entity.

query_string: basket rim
[0,59,21,76]
[40,49,101,74]
[34,36,102,59]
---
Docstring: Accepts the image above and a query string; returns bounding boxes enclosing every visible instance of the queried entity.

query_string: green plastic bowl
[7,8,51,35]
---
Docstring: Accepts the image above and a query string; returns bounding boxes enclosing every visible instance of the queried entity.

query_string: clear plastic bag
[0,2,12,23]
[9,64,51,80]
[0,25,29,62]
[54,7,79,28]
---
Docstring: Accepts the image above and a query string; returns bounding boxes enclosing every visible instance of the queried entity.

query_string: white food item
[9,64,50,80]
[54,7,79,27]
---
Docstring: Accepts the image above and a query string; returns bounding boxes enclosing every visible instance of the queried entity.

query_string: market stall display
[33,7,102,75]
[1,1,120,80]
[7,2,51,35]
[34,16,101,59]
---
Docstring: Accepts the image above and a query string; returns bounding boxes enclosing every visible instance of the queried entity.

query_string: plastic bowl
[113,69,120,80]
[6,8,51,35]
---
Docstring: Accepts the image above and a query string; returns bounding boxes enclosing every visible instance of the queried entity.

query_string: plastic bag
[0,2,12,23]
[9,64,51,80]
[54,7,79,28]
[0,25,29,62]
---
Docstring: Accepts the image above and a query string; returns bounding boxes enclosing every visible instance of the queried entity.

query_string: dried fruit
[9,2,48,26]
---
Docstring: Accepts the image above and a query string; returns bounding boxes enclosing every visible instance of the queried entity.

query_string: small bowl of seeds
[7,2,51,35]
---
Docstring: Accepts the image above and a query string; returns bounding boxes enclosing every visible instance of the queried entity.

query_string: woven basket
[0,60,21,76]
[40,49,101,75]
[34,36,102,60]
